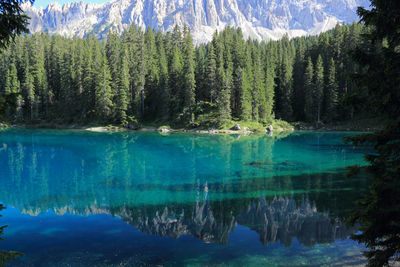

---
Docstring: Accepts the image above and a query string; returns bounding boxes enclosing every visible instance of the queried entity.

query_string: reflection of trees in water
[0,204,23,267]
[0,131,369,248]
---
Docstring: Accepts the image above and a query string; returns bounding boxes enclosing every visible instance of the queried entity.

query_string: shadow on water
[0,204,23,267]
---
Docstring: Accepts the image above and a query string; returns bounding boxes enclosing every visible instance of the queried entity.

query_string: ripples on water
[0,130,370,266]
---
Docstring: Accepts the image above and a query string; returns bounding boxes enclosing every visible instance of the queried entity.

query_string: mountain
[23,0,369,43]
[22,0,369,44]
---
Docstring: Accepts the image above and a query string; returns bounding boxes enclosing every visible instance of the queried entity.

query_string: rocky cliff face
[23,0,369,44]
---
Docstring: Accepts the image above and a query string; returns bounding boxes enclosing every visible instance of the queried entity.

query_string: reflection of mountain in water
[118,195,357,247]
[237,196,353,247]
[0,131,367,248]
[11,191,357,248]
[119,193,236,244]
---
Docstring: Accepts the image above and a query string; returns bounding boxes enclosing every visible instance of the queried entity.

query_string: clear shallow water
[0,129,370,266]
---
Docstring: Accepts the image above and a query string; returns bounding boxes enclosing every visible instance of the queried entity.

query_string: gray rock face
[23,0,369,44]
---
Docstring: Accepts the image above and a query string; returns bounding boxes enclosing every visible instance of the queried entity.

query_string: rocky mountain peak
[23,0,369,43]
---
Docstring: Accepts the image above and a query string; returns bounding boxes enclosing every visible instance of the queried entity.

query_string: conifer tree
[239,47,253,121]
[292,38,306,121]
[276,52,293,121]
[345,1,400,265]
[251,45,264,121]
[215,51,231,122]
[0,23,374,126]
[21,66,34,120]
[94,50,113,121]
[314,55,324,124]
[264,58,275,122]
[115,48,130,123]
[205,43,217,103]
[168,46,183,119]
[156,33,170,120]
[182,28,196,123]
[324,58,338,122]
[304,57,314,122]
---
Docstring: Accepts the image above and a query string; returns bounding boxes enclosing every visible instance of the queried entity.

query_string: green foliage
[0,22,370,127]
[314,55,324,124]
[344,1,400,266]
[0,0,33,48]
[270,119,293,132]
[304,57,314,122]
[324,58,338,122]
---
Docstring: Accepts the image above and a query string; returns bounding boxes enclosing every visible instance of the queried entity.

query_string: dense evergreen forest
[0,23,367,127]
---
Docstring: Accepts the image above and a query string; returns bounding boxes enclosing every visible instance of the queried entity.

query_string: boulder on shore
[266,125,273,132]
[232,124,241,130]
[159,128,170,133]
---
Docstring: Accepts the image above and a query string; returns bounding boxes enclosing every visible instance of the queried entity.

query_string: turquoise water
[0,129,370,266]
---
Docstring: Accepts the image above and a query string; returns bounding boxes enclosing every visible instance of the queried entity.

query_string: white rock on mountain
[22,0,370,44]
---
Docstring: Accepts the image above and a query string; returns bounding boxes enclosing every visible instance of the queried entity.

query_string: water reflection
[0,130,370,265]
[0,170,366,249]
[117,194,357,247]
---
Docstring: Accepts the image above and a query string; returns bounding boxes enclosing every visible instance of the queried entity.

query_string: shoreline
[0,123,377,135]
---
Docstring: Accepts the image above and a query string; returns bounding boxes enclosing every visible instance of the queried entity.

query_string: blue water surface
[0,129,370,266]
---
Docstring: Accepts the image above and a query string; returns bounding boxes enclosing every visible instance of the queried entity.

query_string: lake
[0,129,370,266]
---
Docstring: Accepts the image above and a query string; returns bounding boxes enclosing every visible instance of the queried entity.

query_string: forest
[0,22,367,127]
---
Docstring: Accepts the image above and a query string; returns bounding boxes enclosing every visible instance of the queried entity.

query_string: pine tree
[182,28,196,123]
[264,57,275,122]
[29,34,48,118]
[21,66,34,120]
[292,38,306,121]
[231,29,246,118]
[94,50,113,121]
[304,57,314,122]
[251,45,263,121]
[216,54,231,122]
[239,47,253,121]
[324,58,338,122]
[276,52,293,121]
[143,27,160,120]
[168,46,183,119]
[314,55,324,124]
[205,43,217,103]
[156,33,170,120]
[115,48,130,123]
[344,1,400,265]
[81,37,95,118]
[105,31,121,86]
